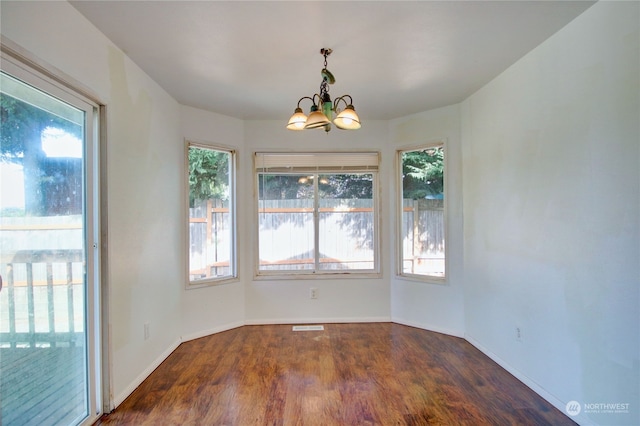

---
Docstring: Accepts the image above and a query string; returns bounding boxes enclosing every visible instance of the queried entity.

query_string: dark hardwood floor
[95,323,575,425]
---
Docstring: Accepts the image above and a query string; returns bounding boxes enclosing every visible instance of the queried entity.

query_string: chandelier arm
[296,96,316,109]
[311,93,323,106]
[333,95,353,111]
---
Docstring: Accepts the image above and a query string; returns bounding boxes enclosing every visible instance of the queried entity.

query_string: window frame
[396,140,447,283]
[254,152,381,279]
[185,140,237,288]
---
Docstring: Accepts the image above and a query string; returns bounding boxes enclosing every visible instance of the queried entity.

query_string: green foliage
[1,92,83,216]
[320,174,373,199]
[258,173,373,200]
[402,147,444,199]
[196,146,441,203]
[188,147,230,206]
[1,93,81,162]
[258,175,305,200]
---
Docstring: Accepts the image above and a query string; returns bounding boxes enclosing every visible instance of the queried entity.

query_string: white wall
[388,104,466,337]
[1,1,184,408]
[243,120,392,324]
[3,2,637,424]
[180,117,394,329]
[461,2,639,425]
[180,105,246,340]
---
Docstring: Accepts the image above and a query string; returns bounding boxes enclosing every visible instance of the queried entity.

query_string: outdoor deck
[1,249,88,426]
[1,345,87,426]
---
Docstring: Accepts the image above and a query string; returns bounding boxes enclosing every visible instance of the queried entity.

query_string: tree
[402,147,444,199]
[1,92,82,216]
[319,174,373,199]
[257,173,374,201]
[188,147,230,207]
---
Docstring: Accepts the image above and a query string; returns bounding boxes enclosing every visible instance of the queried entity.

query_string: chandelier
[286,48,361,133]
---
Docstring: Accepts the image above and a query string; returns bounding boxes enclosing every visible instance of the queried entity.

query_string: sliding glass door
[0,52,101,426]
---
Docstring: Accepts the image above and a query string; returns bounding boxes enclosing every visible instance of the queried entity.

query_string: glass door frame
[1,44,104,425]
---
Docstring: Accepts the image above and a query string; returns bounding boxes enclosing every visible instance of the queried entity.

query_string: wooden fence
[402,198,445,276]
[189,199,231,280]
[0,200,444,343]
[189,198,444,274]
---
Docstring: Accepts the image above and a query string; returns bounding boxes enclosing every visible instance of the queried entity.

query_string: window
[1,49,102,424]
[187,142,236,286]
[397,143,446,280]
[255,152,379,276]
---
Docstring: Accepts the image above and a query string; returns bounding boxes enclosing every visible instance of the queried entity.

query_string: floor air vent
[292,325,325,331]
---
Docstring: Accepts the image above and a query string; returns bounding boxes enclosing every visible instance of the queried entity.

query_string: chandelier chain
[320,79,329,97]
[321,47,332,67]
[320,48,332,97]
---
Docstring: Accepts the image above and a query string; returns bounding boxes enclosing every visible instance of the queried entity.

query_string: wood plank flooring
[95,323,576,425]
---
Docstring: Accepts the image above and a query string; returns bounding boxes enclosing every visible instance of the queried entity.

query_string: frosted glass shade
[304,110,331,129]
[333,105,361,130]
[286,108,307,130]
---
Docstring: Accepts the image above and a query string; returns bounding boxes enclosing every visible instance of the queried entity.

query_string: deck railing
[0,249,84,348]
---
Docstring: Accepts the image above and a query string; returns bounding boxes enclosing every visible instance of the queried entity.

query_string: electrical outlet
[515,326,522,342]
[144,322,150,340]
[310,288,318,299]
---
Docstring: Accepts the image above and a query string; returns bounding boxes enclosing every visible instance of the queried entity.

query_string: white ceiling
[70,1,595,121]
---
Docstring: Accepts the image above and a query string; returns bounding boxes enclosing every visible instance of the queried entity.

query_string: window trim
[254,151,381,280]
[185,140,238,289]
[396,140,448,284]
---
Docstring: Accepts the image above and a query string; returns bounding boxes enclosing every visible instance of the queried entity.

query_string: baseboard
[464,334,591,425]
[181,321,245,343]
[113,338,181,408]
[112,321,244,410]
[244,316,391,326]
[391,317,465,338]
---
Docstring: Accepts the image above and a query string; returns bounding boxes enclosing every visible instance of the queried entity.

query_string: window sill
[396,273,447,285]
[254,271,382,281]
[186,275,239,290]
